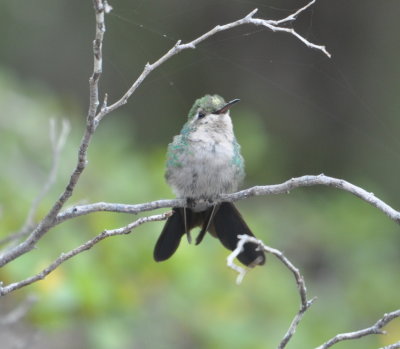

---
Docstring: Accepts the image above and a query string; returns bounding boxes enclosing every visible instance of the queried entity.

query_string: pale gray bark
[0,1,398,348]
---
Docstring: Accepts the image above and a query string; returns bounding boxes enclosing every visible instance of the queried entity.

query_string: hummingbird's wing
[211,202,266,267]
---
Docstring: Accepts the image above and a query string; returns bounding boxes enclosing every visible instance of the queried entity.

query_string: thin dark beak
[214,98,240,114]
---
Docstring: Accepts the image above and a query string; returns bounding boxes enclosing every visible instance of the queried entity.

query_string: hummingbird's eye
[197,112,206,119]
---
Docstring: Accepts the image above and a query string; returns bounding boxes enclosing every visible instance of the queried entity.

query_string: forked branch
[1,2,399,348]
[54,174,400,226]
[227,236,400,349]
[0,213,171,296]
[0,0,330,270]
[0,119,70,248]
[316,309,400,349]
[227,235,316,349]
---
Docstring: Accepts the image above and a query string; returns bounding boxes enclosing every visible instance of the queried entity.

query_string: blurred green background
[0,0,399,348]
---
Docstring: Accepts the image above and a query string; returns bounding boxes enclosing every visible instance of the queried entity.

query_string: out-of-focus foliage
[0,0,400,348]
[0,69,399,349]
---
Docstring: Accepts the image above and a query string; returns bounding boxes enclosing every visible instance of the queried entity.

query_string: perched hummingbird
[154,95,265,267]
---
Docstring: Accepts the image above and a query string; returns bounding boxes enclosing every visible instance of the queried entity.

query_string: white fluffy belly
[167,140,241,200]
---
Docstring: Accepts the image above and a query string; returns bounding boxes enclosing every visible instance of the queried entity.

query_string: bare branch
[0,1,109,267]
[89,0,109,123]
[56,199,184,224]
[24,118,70,226]
[0,0,330,269]
[0,119,70,247]
[2,1,398,348]
[0,294,37,325]
[274,0,316,24]
[0,212,171,296]
[379,342,400,349]
[228,237,400,349]
[97,0,330,119]
[226,236,249,285]
[221,174,400,224]
[55,175,400,226]
[227,235,316,349]
[316,309,400,349]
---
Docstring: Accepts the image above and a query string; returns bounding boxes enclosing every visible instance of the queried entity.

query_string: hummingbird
[154,94,265,267]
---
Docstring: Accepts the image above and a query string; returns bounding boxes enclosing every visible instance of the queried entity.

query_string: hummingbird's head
[185,95,240,135]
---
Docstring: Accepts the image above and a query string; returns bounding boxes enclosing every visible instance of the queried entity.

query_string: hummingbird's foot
[183,206,192,244]
[186,197,196,209]
[207,198,216,206]
[186,231,192,244]
[186,197,219,212]
[186,197,209,212]
[195,204,219,245]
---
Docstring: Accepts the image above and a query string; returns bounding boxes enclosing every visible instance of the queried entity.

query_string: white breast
[166,112,244,203]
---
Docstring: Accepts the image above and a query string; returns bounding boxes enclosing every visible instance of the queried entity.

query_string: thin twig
[222,174,400,224]
[55,174,400,225]
[0,119,70,247]
[1,1,397,347]
[0,0,329,269]
[0,1,108,267]
[96,0,330,120]
[315,310,400,349]
[226,236,249,285]
[274,0,316,24]
[0,294,37,325]
[0,212,171,296]
[228,237,400,349]
[227,235,316,349]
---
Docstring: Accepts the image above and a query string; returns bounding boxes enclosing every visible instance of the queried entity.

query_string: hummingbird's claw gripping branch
[2,3,400,348]
[53,174,400,226]
[0,0,331,270]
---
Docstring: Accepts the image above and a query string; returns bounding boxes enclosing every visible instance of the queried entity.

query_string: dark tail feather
[212,202,266,267]
[154,207,187,262]
[154,207,205,262]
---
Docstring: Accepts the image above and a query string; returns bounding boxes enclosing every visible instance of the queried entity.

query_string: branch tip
[101,93,108,112]
[246,8,258,19]
[104,1,113,14]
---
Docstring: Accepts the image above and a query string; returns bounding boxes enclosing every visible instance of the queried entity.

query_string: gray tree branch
[0,0,110,267]
[0,212,170,296]
[1,1,398,347]
[227,236,400,349]
[0,0,329,269]
[316,310,400,349]
[227,235,316,349]
[97,0,330,120]
[0,119,70,248]
[379,342,400,349]
[55,174,400,225]
[0,294,37,325]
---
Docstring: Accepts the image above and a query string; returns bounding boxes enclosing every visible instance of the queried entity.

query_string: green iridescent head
[187,94,227,120]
